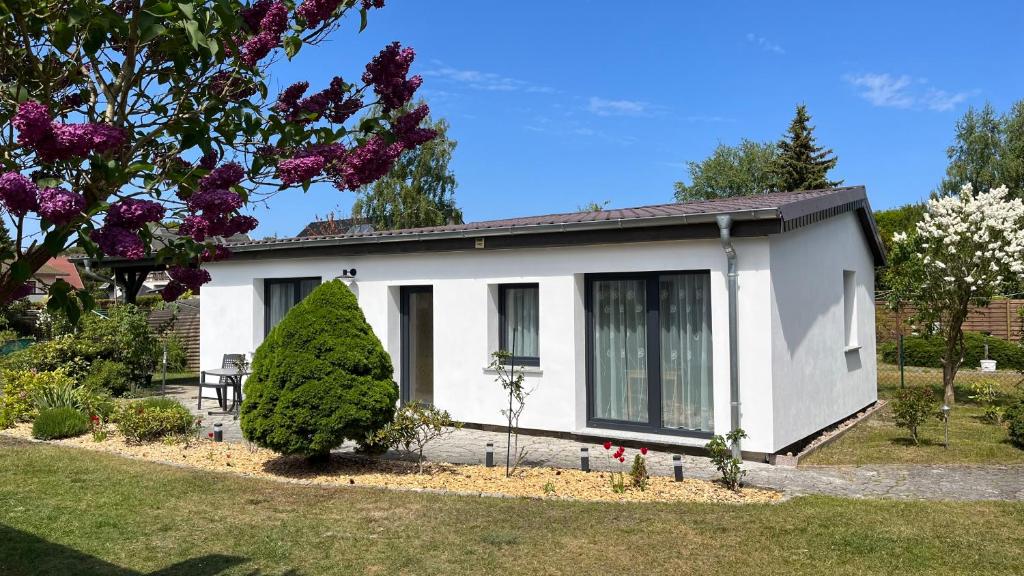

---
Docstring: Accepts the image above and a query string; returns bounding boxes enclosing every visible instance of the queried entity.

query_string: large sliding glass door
[586,271,713,436]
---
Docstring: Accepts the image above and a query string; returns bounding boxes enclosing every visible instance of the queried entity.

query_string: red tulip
[208,432,214,438]
[603,441,612,450]
[619,456,625,463]
[640,447,648,455]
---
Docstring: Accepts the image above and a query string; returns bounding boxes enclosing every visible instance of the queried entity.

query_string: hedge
[879,331,1024,370]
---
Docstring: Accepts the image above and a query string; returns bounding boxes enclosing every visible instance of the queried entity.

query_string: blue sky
[250,0,1024,237]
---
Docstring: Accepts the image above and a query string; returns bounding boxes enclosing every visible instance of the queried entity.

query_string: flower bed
[0,424,780,504]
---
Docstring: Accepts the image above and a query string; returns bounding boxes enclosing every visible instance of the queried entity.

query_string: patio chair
[198,353,245,411]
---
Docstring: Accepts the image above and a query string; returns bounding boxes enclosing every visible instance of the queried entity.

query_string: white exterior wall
[201,237,780,452]
[768,212,878,451]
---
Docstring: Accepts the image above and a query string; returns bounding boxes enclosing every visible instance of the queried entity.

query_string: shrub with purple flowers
[0,0,435,322]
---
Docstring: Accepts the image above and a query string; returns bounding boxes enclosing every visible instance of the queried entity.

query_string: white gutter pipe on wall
[716,215,742,460]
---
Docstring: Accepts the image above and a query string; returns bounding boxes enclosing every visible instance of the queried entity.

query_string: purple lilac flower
[91,226,145,259]
[85,124,126,153]
[274,81,310,113]
[276,156,326,184]
[37,187,85,225]
[0,172,40,217]
[10,282,35,301]
[199,162,245,191]
[327,95,363,124]
[168,266,212,291]
[179,215,211,241]
[393,103,437,148]
[240,0,272,31]
[161,280,187,302]
[187,189,244,214]
[106,198,165,229]
[198,151,219,170]
[224,215,258,236]
[362,0,385,8]
[51,124,94,157]
[296,0,345,28]
[335,135,403,190]
[201,245,231,262]
[239,1,288,66]
[362,42,421,112]
[11,101,52,147]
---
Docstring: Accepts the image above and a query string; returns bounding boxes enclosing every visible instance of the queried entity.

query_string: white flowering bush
[886,184,1024,405]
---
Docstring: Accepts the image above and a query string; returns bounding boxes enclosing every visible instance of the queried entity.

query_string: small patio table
[202,366,250,419]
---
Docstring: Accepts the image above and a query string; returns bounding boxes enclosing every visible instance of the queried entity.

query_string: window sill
[482,365,543,376]
[844,345,862,353]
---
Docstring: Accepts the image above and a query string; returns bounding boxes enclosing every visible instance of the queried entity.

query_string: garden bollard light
[213,422,223,443]
[485,442,494,467]
[673,454,683,482]
[941,404,951,448]
[580,447,590,472]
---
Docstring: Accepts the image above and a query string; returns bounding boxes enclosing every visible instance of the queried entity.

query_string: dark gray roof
[225,186,885,265]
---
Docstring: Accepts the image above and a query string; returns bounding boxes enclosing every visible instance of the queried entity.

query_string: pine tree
[772,104,842,192]
[352,102,463,230]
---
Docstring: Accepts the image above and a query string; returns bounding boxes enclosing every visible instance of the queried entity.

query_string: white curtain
[659,273,713,431]
[504,286,539,358]
[267,282,295,333]
[267,278,320,334]
[593,279,648,423]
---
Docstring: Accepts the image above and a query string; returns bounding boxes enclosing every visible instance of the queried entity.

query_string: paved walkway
[165,386,1024,502]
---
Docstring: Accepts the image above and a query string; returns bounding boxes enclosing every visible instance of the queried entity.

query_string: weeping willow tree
[352,101,462,230]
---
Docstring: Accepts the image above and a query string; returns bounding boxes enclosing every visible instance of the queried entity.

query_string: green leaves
[283,35,302,59]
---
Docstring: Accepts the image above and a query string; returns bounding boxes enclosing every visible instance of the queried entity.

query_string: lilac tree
[0,0,435,319]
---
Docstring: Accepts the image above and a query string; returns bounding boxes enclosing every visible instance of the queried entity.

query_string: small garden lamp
[941,404,951,448]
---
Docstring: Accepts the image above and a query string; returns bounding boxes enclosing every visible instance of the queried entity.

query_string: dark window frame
[584,270,714,439]
[498,283,540,367]
[263,277,321,337]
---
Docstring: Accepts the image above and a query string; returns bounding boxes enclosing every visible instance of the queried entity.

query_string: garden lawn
[805,364,1024,465]
[2,437,1024,576]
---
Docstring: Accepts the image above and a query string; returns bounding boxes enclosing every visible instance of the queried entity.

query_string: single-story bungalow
[193,186,884,460]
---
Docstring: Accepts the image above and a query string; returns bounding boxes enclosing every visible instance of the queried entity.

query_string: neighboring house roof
[297,218,374,237]
[38,257,85,289]
[225,186,886,265]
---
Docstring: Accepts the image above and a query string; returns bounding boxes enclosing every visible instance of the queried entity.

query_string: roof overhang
[89,186,887,269]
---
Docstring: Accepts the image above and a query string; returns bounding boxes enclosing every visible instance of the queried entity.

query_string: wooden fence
[875,299,1024,342]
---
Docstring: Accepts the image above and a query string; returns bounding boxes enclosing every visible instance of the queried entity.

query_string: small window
[843,270,857,349]
[264,277,321,336]
[499,284,539,366]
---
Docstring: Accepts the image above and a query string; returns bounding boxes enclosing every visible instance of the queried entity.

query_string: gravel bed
[1,424,780,504]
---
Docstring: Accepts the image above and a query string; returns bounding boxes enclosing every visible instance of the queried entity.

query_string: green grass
[1,437,1024,575]
[805,364,1024,465]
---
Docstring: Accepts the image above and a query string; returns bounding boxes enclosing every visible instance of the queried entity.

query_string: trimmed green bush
[879,331,1024,370]
[32,407,90,440]
[1006,401,1024,449]
[83,359,133,397]
[115,397,197,443]
[241,280,399,458]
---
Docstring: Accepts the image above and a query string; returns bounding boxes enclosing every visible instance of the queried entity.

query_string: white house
[198,186,885,460]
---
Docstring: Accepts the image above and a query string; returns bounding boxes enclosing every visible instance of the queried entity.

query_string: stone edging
[772,400,888,467]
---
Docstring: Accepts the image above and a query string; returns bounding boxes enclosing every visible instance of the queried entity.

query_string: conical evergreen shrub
[240,280,398,457]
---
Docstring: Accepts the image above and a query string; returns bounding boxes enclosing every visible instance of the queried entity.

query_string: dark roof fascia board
[228,207,782,254]
[224,218,783,262]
